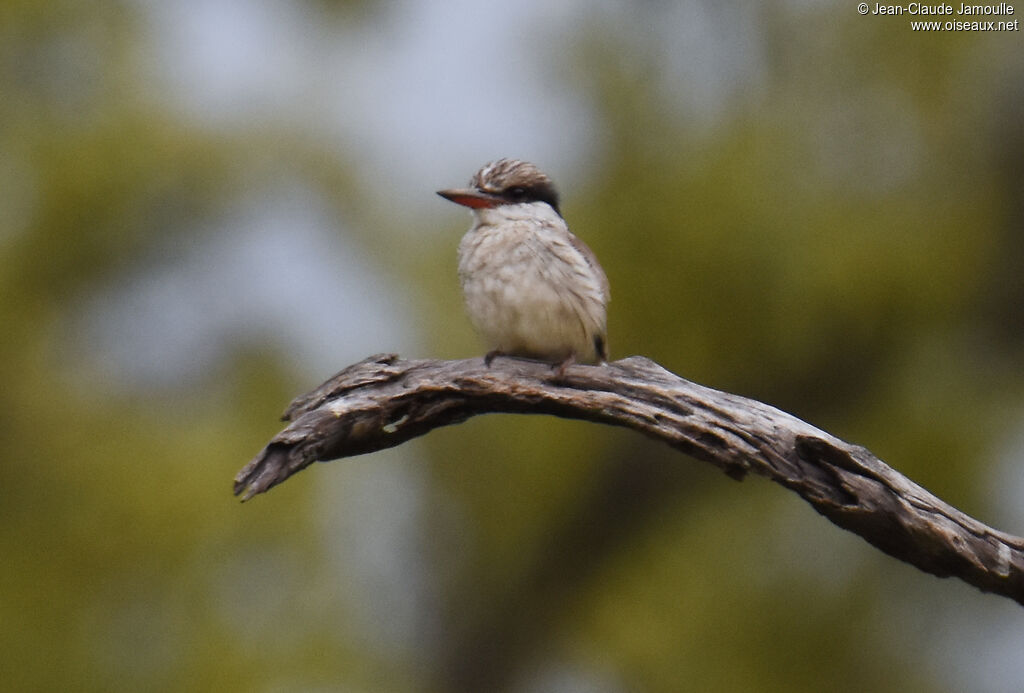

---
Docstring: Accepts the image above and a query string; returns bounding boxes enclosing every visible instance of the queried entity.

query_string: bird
[437,158,609,374]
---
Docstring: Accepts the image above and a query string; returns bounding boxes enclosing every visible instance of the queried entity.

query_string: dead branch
[235,353,1024,606]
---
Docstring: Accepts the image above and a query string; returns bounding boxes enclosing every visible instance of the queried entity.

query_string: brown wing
[564,230,609,362]
[566,232,610,304]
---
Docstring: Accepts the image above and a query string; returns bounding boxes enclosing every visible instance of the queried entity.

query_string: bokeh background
[3,0,1024,691]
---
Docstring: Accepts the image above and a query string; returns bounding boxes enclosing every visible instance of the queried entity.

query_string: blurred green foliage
[2,1,1022,692]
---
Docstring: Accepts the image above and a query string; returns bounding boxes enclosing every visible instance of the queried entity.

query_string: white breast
[457,202,608,364]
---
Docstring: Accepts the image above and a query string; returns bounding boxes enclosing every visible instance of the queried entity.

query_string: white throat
[472,201,562,227]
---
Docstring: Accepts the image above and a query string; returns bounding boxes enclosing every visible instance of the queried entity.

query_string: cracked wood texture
[235,353,1024,606]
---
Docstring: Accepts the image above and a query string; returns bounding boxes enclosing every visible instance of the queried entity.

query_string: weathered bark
[235,353,1024,606]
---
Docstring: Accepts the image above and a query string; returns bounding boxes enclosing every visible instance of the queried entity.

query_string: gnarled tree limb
[235,353,1024,606]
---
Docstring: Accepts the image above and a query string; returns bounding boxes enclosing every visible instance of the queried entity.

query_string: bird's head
[437,158,561,217]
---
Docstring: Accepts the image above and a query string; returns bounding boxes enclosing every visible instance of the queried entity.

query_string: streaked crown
[470,158,561,214]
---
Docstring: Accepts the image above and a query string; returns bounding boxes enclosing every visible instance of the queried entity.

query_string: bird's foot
[484,350,504,367]
[551,353,577,381]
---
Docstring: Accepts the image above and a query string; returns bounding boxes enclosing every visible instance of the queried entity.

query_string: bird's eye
[507,186,527,199]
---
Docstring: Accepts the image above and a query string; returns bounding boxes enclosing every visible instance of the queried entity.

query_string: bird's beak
[437,188,501,209]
